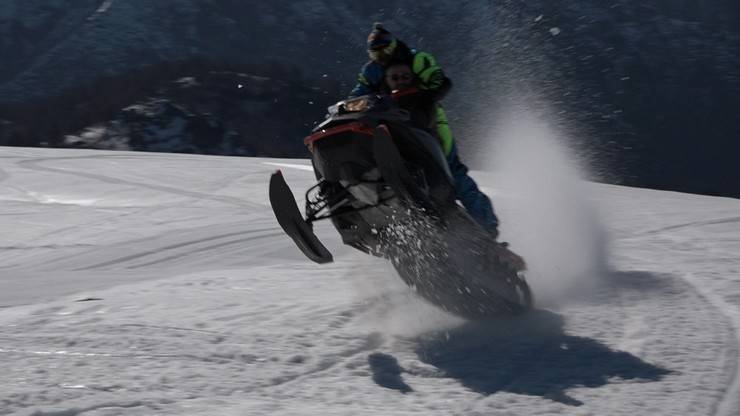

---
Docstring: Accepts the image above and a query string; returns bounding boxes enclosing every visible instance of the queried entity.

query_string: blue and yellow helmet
[367,23,397,62]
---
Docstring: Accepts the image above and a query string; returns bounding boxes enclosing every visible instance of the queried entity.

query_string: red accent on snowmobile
[390,86,420,99]
[304,122,375,147]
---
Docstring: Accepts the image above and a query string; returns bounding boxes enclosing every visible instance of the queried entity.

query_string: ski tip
[270,170,284,183]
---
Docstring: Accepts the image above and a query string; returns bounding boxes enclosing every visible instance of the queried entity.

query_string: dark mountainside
[0,59,341,157]
[0,1,738,197]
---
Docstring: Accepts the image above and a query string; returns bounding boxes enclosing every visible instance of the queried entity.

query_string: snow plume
[95,0,115,14]
[352,215,463,336]
[482,100,610,306]
[349,259,461,337]
[357,207,534,329]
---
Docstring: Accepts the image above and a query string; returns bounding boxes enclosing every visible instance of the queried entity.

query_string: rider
[350,23,500,238]
[381,62,437,132]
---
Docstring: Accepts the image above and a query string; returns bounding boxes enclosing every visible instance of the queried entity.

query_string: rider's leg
[447,142,500,237]
[435,106,500,237]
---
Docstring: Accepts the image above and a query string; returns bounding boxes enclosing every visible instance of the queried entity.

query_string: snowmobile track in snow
[677,272,740,416]
[640,216,740,236]
[73,227,283,271]
[600,268,739,416]
[16,155,263,209]
[637,215,740,416]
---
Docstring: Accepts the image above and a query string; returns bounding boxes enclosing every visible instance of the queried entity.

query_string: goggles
[367,39,397,62]
[387,73,412,82]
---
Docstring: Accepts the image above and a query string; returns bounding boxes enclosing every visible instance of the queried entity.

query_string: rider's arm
[412,51,452,101]
[349,62,384,97]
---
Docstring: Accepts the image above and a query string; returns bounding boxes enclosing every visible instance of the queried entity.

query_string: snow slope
[1,147,739,415]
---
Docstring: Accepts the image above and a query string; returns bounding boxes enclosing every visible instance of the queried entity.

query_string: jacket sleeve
[412,51,452,101]
[349,62,384,97]
[416,77,451,103]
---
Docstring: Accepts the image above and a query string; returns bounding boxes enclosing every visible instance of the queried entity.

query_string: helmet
[366,23,397,63]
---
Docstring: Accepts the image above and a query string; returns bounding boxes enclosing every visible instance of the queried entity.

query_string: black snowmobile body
[269,93,532,318]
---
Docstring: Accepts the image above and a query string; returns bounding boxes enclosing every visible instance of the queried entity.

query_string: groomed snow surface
[1,146,739,415]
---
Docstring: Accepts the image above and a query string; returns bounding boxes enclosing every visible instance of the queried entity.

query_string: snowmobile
[269,92,532,319]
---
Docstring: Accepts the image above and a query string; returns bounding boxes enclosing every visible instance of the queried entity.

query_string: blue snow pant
[446,143,499,233]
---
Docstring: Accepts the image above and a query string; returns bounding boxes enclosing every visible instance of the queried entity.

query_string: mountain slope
[1,146,739,415]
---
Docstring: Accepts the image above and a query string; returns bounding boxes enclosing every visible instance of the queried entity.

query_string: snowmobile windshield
[344,96,370,112]
[327,95,393,117]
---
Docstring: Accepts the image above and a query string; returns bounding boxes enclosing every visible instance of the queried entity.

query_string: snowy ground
[1,147,739,415]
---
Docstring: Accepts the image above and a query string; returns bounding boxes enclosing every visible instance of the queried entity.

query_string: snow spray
[481,101,610,306]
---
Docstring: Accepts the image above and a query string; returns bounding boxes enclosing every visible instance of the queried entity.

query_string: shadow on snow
[413,309,672,406]
[368,352,414,394]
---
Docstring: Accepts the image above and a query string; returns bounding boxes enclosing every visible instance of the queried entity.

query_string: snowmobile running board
[269,171,334,264]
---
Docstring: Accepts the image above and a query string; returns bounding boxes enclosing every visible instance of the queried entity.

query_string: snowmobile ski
[269,171,333,264]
